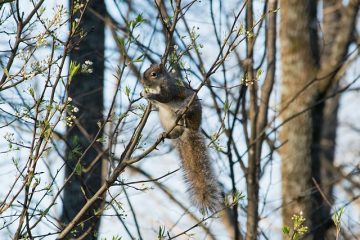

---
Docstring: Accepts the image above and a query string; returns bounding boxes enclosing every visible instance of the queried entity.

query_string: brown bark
[245,1,259,239]
[279,0,358,239]
[279,0,319,231]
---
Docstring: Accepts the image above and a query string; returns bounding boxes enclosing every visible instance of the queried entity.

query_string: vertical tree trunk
[279,0,319,236]
[280,0,358,239]
[61,1,106,239]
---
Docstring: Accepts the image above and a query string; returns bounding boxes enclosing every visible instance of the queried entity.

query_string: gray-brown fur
[141,64,185,104]
[178,129,221,214]
[141,64,222,213]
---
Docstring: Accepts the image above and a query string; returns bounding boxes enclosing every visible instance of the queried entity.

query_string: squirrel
[140,63,222,214]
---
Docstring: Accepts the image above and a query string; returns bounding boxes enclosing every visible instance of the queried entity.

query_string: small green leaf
[69,61,81,83]
[125,85,131,97]
[135,13,145,25]
[29,87,35,98]
[127,13,146,30]
[282,226,290,235]
[133,54,144,63]
[3,67,9,78]
[117,37,125,51]
[333,206,345,229]
[224,100,232,112]
[96,137,106,143]
[74,162,82,175]
[40,207,50,217]
[256,68,263,79]
[111,235,122,240]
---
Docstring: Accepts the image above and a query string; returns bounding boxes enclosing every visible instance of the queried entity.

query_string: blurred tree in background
[280,0,358,239]
[60,0,106,239]
[0,0,359,239]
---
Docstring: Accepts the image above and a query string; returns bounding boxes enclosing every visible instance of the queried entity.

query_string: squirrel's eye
[150,72,157,77]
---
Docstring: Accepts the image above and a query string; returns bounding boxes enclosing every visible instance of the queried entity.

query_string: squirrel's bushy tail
[177,129,222,214]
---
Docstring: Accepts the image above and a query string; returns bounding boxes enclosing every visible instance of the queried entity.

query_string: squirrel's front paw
[161,131,169,139]
[156,131,168,142]
[140,91,148,98]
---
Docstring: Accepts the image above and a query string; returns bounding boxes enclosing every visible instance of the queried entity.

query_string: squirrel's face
[141,64,165,89]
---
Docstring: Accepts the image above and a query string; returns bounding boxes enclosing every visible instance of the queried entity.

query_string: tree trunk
[279,0,319,235]
[61,1,106,239]
[280,0,358,239]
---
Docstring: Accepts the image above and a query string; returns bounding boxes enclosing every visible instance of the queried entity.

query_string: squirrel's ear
[158,63,165,72]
